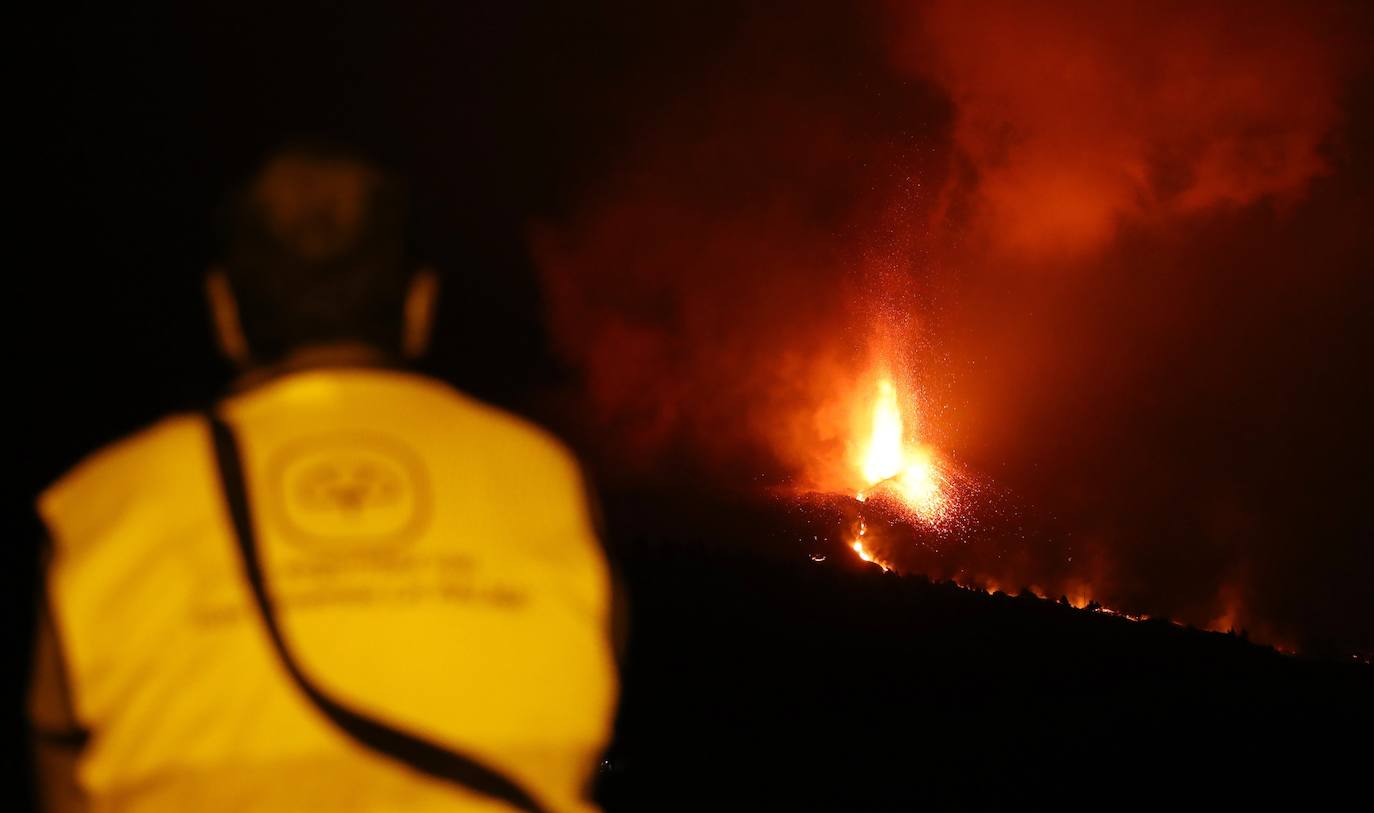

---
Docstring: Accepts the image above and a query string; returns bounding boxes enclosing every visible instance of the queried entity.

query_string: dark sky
[20,1,1374,661]
[24,1,784,466]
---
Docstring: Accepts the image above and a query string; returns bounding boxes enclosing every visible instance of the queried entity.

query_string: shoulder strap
[204,411,549,813]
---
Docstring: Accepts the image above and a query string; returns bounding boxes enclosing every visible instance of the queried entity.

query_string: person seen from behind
[28,141,621,812]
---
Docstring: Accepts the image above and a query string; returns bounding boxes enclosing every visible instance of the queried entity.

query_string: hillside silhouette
[598,521,1372,807]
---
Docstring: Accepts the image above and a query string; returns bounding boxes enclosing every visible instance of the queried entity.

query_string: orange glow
[853,373,949,525]
[860,378,906,484]
[807,365,1293,648]
[851,539,891,572]
[1064,581,1093,610]
[832,363,1161,629]
[838,367,964,571]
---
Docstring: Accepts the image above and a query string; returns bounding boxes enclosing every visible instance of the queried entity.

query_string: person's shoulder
[38,412,207,532]
[440,386,580,468]
[405,378,584,484]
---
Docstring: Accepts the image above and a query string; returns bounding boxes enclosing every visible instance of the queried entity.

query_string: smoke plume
[532,1,1372,652]
[894,0,1359,257]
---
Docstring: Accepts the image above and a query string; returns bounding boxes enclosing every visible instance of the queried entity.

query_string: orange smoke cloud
[890,0,1361,256]
[531,32,948,479]
[531,1,1372,651]
[537,1,1365,475]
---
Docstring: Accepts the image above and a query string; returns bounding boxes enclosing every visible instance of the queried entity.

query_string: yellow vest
[35,368,618,812]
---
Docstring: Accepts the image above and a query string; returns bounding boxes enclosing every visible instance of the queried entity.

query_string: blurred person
[27,142,620,812]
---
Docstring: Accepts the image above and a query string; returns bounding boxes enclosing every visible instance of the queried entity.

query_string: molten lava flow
[854,374,947,524]
[851,540,888,570]
[850,520,892,571]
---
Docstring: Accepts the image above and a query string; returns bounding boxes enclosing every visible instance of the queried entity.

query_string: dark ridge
[598,534,1373,806]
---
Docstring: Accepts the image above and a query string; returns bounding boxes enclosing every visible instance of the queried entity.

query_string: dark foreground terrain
[598,529,1372,808]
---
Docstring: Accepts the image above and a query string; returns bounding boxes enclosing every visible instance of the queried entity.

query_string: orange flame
[842,371,959,570]
[854,374,948,524]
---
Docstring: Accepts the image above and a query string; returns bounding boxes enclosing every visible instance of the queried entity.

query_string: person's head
[207,140,438,370]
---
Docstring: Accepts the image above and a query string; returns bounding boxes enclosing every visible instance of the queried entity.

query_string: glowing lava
[840,371,957,570]
[850,520,892,571]
[822,374,1262,645]
[851,540,889,571]
[854,375,948,524]
[861,378,907,484]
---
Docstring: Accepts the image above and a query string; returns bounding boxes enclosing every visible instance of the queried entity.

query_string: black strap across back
[205,411,549,813]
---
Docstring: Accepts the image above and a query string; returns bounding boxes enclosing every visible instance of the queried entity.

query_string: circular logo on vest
[268,432,430,551]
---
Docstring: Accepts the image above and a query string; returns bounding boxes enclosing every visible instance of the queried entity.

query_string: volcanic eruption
[535,0,1374,655]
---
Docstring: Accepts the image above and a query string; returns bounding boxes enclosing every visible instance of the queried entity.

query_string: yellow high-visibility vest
[32,367,618,812]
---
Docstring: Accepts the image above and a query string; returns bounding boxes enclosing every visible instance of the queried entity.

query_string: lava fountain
[852,372,954,528]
